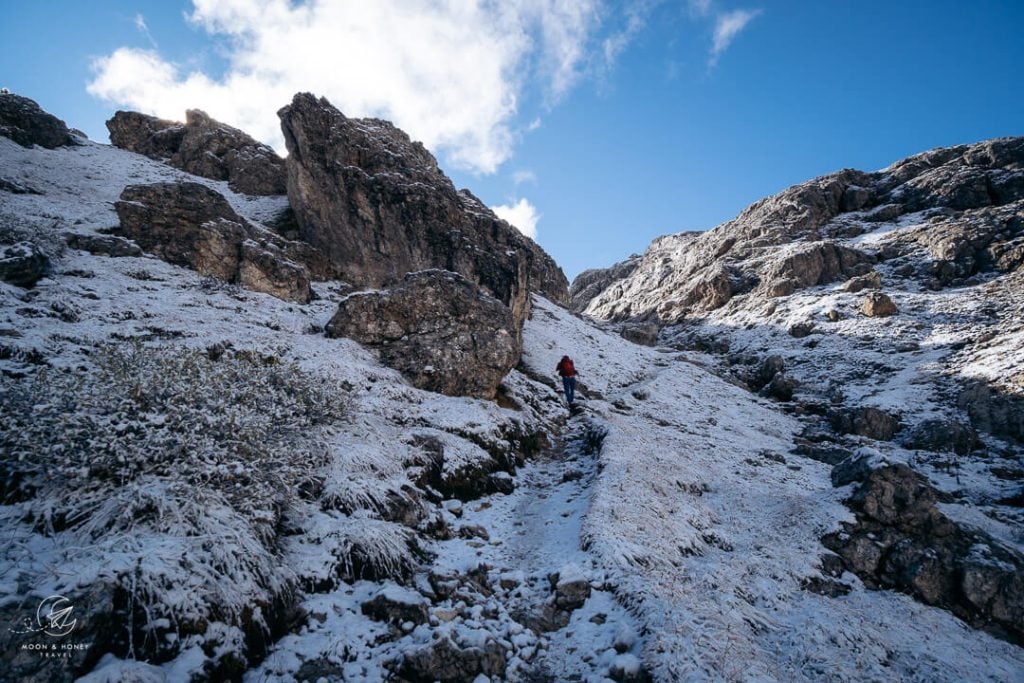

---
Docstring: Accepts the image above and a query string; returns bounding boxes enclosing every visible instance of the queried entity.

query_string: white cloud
[513,170,537,185]
[688,0,712,17]
[601,1,661,73]
[709,9,761,66]
[134,13,159,49]
[492,198,540,239]
[89,0,609,174]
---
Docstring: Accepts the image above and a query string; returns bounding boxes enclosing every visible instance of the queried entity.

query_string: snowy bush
[0,344,348,663]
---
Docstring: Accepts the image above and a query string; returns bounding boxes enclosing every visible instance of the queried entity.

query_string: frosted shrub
[0,344,347,662]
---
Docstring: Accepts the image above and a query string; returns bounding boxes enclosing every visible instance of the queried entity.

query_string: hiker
[555,355,578,405]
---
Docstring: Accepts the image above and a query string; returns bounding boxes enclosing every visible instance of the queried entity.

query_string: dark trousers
[562,376,576,404]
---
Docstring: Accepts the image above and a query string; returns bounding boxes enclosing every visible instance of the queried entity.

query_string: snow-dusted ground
[2,137,1023,681]
[653,205,1024,539]
[522,297,1024,681]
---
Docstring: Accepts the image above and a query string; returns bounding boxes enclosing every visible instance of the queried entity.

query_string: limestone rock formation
[569,254,641,312]
[576,138,1024,322]
[278,93,568,330]
[825,452,1024,644]
[0,93,75,149]
[114,182,311,301]
[107,109,287,196]
[325,270,519,398]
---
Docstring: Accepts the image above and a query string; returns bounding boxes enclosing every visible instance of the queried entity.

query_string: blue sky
[3,1,1023,280]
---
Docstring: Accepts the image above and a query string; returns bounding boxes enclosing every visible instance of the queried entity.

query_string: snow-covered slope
[2,131,1022,682]
[521,297,1024,681]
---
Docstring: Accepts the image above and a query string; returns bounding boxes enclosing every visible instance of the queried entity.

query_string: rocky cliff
[278,93,569,325]
[107,109,287,196]
[578,139,1023,322]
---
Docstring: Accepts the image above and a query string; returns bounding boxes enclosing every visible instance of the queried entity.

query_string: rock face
[325,270,518,398]
[825,452,1024,644]
[278,93,568,328]
[575,139,1024,322]
[107,109,287,196]
[0,242,49,287]
[114,182,311,301]
[569,254,641,312]
[0,93,75,149]
[399,635,506,682]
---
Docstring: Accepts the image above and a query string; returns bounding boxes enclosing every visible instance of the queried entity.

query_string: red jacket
[556,357,576,377]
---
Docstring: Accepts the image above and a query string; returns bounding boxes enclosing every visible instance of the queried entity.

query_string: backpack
[559,358,575,377]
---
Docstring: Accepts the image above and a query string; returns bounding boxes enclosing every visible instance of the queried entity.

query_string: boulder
[106,110,184,159]
[360,584,429,626]
[325,270,518,398]
[620,322,660,346]
[748,355,785,391]
[904,418,978,455]
[0,93,75,148]
[65,233,143,258]
[114,182,311,302]
[399,635,506,682]
[860,292,898,317]
[552,572,591,611]
[762,372,798,401]
[277,92,568,331]
[842,270,882,293]
[0,242,48,287]
[830,406,900,441]
[107,109,287,196]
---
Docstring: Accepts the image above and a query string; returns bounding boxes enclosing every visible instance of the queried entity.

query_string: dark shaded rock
[360,585,429,626]
[0,93,74,148]
[958,379,1024,443]
[762,372,798,401]
[801,575,852,597]
[0,176,42,194]
[831,406,901,441]
[787,321,815,338]
[487,471,515,495]
[114,182,311,302]
[842,270,882,293]
[278,93,568,333]
[325,270,518,398]
[0,241,48,287]
[0,582,120,683]
[830,450,887,487]
[792,442,853,466]
[399,635,506,682]
[107,109,287,195]
[904,418,978,455]
[745,354,785,391]
[825,454,1024,644]
[841,185,873,212]
[65,233,143,258]
[620,322,660,346]
[106,110,184,159]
